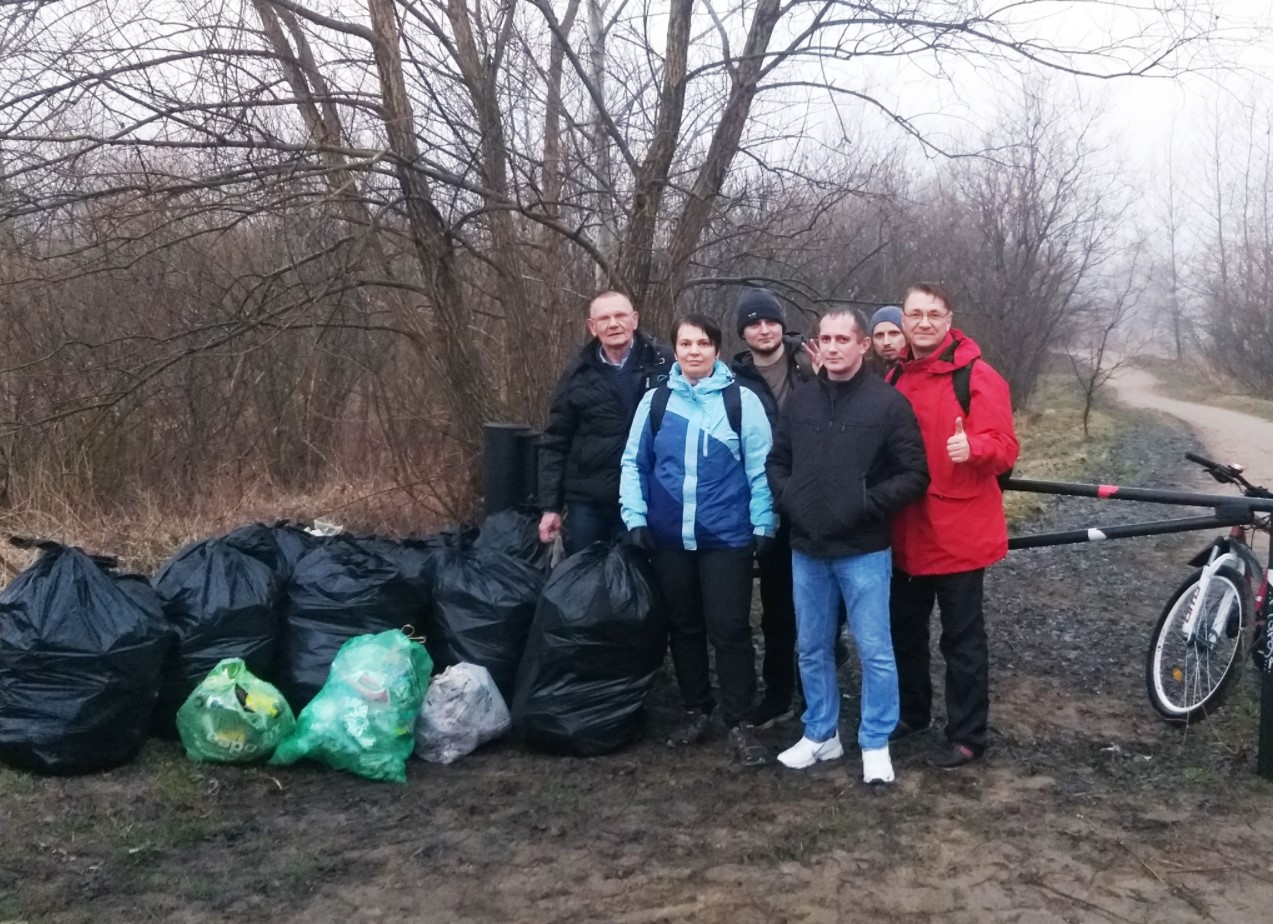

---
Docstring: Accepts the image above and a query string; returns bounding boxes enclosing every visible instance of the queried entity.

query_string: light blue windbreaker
[620,360,774,550]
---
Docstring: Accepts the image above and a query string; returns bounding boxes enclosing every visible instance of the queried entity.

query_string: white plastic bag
[414,663,511,764]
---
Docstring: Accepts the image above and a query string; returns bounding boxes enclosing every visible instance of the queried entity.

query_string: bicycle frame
[1180,543,1243,645]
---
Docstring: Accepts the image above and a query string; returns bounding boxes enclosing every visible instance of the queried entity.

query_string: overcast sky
[787,0,1273,238]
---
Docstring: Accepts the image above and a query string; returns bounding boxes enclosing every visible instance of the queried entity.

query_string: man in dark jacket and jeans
[730,287,815,728]
[538,291,672,556]
[767,308,928,784]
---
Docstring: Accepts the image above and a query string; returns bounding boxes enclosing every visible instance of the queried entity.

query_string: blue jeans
[564,501,624,557]
[792,548,898,749]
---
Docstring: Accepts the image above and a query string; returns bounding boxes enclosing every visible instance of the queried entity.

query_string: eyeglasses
[592,312,635,325]
[902,310,951,324]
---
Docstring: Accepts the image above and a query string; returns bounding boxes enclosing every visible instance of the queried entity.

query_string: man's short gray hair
[589,291,634,315]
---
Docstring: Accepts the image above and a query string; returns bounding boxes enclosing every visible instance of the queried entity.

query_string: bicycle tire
[1145,565,1253,724]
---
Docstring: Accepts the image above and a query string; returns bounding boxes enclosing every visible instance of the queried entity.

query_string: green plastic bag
[270,630,432,783]
[176,658,296,763]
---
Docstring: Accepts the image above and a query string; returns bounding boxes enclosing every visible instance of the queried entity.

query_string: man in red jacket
[888,282,1020,769]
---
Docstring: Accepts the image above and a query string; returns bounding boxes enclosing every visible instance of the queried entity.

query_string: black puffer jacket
[731,332,815,426]
[767,369,929,558]
[538,331,673,512]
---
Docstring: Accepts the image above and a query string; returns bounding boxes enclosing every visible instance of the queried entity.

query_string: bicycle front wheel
[1146,566,1252,724]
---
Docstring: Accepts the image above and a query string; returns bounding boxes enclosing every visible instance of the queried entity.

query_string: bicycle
[1145,451,1273,724]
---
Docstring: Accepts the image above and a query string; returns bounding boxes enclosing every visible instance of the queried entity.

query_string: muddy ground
[4,407,1273,924]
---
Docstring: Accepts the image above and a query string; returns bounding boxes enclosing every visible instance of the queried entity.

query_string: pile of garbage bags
[0,505,669,781]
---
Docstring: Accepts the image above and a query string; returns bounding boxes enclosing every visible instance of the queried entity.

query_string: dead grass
[1006,371,1120,526]
[0,475,461,574]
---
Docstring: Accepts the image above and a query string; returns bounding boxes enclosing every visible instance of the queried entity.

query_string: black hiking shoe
[752,697,795,729]
[728,722,770,767]
[666,709,711,748]
[929,741,979,769]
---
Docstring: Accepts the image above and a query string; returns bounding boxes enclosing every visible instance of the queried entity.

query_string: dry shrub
[0,471,465,577]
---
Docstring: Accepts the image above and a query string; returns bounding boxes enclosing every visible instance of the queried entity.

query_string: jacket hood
[669,359,734,396]
[902,329,982,374]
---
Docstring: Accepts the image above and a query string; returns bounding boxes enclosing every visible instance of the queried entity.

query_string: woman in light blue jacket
[620,313,774,766]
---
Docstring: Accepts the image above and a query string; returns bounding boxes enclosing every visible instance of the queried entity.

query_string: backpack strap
[951,359,974,417]
[723,384,743,440]
[649,384,671,436]
[947,355,1014,490]
[723,381,743,456]
[648,381,745,456]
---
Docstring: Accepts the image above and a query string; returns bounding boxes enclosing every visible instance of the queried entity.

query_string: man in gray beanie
[730,287,817,728]
[869,305,905,377]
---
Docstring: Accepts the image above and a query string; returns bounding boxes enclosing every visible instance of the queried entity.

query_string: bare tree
[912,84,1122,408]
[0,0,1225,518]
[1197,94,1273,396]
[1067,243,1152,438]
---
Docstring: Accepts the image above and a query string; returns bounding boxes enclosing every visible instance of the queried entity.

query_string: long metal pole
[1005,477,1273,512]
[1008,512,1250,550]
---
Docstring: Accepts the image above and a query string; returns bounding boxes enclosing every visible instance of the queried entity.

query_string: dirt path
[1106,365,1273,484]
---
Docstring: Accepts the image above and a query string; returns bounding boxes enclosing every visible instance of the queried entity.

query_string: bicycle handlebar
[1184,452,1273,499]
[1185,451,1226,470]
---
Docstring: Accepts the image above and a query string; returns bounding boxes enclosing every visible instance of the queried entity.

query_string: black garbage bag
[276,535,431,710]
[512,543,666,757]
[150,537,283,736]
[220,521,326,581]
[474,506,551,571]
[0,541,171,774]
[425,540,546,702]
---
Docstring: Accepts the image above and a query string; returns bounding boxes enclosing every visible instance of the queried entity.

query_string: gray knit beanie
[870,305,903,333]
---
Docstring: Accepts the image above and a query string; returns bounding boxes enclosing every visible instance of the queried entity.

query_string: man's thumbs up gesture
[946,416,971,463]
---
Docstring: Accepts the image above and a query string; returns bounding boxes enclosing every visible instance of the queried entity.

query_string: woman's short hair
[670,313,722,352]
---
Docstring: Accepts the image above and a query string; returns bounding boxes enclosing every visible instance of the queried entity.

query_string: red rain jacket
[890,330,1020,575]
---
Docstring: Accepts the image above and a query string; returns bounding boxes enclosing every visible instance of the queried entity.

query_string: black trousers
[890,568,988,753]
[651,546,756,728]
[756,521,797,707]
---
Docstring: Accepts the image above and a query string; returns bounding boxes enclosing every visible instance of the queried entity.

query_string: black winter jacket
[766,368,929,558]
[731,333,815,426]
[538,331,673,512]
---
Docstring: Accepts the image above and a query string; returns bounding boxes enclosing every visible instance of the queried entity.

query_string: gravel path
[1107,365,1273,484]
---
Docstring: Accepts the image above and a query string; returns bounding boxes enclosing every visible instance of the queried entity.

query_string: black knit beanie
[735,288,786,337]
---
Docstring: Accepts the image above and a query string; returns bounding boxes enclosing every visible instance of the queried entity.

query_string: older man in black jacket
[767,308,928,785]
[538,292,672,556]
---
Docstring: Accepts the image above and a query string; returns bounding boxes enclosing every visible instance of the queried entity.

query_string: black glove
[752,534,774,558]
[626,527,656,551]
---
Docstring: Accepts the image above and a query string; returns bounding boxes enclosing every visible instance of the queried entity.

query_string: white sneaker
[777,733,844,769]
[862,745,895,784]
